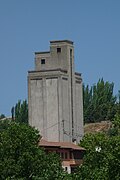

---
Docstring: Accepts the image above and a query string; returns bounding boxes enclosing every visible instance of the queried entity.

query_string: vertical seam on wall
[62,77,64,141]
[70,49,74,141]
[57,77,60,142]
[42,78,44,136]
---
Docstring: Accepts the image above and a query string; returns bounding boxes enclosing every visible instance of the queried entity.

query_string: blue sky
[0,0,120,116]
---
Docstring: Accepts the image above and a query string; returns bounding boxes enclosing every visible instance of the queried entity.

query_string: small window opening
[57,48,61,53]
[41,59,45,64]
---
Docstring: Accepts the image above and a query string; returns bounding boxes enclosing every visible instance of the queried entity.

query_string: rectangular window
[65,152,68,159]
[57,48,61,53]
[41,59,45,64]
[61,152,64,159]
[70,152,73,159]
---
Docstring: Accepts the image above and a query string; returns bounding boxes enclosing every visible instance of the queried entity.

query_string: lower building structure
[39,138,85,174]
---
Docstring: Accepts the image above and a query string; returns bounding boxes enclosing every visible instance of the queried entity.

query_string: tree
[0,121,65,179]
[11,100,28,124]
[0,119,11,131]
[108,113,120,136]
[83,78,116,123]
[83,84,93,123]
[0,114,5,120]
[73,131,120,180]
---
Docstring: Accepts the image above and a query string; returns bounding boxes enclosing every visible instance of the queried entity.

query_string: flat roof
[50,40,73,45]
[35,51,50,54]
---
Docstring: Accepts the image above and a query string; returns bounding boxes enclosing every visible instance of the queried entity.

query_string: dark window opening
[73,150,85,160]
[57,48,61,53]
[41,59,45,64]
[65,152,68,159]
[61,152,64,159]
[71,166,77,173]
[70,151,73,159]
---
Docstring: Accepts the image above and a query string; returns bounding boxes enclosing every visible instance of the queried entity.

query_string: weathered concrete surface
[28,40,84,143]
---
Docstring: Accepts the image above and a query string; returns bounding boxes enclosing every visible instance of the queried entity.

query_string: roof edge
[50,40,73,45]
[35,51,50,54]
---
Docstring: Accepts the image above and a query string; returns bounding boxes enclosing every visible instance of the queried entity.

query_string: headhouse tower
[28,40,83,143]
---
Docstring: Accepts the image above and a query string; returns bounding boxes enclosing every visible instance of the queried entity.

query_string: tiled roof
[39,139,85,151]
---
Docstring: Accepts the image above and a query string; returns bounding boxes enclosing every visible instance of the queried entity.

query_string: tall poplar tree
[11,100,28,124]
[83,78,116,123]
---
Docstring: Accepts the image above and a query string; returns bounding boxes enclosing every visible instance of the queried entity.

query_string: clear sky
[0,0,120,116]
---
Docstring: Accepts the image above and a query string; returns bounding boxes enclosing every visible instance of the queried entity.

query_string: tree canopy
[83,78,117,123]
[0,121,65,180]
[72,116,120,180]
[0,114,5,120]
[11,100,28,124]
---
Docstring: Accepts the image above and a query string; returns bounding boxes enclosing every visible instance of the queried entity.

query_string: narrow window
[57,48,61,53]
[70,152,73,159]
[41,59,45,64]
[65,152,68,159]
[61,152,64,159]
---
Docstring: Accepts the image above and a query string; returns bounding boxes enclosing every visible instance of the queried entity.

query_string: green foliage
[0,114,5,119]
[74,130,120,180]
[11,100,28,124]
[108,113,120,136]
[113,113,120,129]
[0,121,65,179]
[0,119,11,131]
[83,78,116,123]
[115,90,120,115]
[82,79,120,179]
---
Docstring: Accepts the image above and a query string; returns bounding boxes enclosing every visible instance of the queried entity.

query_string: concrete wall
[46,78,59,141]
[61,78,71,142]
[35,52,50,71]
[28,40,84,143]
[75,80,84,142]
[29,79,44,134]
[35,41,74,73]
[28,77,59,141]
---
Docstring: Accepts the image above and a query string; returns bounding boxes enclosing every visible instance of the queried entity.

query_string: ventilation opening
[57,48,61,53]
[41,59,45,64]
